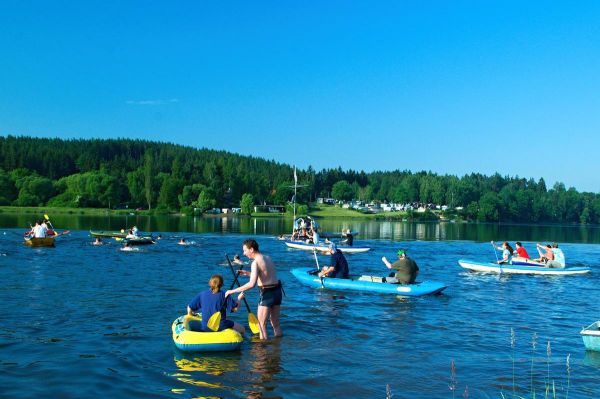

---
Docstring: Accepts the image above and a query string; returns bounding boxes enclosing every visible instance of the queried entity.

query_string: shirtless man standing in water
[226,239,283,340]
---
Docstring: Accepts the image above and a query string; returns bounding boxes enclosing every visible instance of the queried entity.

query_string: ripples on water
[1,228,600,398]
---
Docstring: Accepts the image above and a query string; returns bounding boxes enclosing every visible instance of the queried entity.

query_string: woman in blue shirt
[187,274,245,334]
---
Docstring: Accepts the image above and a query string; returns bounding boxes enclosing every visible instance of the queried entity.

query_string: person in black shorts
[226,239,283,340]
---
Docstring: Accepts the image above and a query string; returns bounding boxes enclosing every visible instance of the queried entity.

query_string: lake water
[1,215,600,398]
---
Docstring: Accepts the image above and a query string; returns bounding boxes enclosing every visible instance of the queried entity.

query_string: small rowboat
[581,321,600,351]
[172,315,243,352]
[126,236,155,245]
[90,230,127,239]
[291,267,447,296]
[458,259,590,276]
[284,240,370,253]
[24,237,55,247]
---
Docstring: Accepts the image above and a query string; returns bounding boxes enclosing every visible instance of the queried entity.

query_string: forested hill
[0,135,599,224]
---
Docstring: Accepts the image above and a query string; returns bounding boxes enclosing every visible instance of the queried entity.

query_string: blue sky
[2,1,599,192]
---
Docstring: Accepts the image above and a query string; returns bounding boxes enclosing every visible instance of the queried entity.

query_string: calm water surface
[1,216,600,398]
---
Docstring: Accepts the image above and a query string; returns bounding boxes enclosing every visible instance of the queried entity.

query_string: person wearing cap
[381,249,419,284]
[318,242,349,278]
[546,242,565,268]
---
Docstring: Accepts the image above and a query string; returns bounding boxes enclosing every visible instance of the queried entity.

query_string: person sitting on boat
[42,220,55,236]
[534,243,554,264]
[341,228,354,246]
[309,226,320,245]
[545,243,566,268]
[381,249,419,284]
[513,242,530,259]
[34,219,48,238]
[318,243,349,279]
[25,222,38,238]
[492,241,513,264]
[126,226,141,240]
[187,274,245,335]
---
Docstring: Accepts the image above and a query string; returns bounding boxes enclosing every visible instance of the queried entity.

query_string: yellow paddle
[206,265,244,332]
[43,214,56,234]
[225,254,260,335]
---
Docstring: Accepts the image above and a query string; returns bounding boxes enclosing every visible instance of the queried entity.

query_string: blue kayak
[458,259,591,275]
[291,267,447,296]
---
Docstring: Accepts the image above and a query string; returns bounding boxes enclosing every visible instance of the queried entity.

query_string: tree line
[0,135,599,224]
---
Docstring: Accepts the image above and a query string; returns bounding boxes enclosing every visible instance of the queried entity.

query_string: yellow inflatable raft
[171,315,243,352]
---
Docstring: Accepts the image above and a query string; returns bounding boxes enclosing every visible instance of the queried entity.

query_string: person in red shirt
[514,242,530,259]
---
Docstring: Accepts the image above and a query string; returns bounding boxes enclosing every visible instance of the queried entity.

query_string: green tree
[331,180,354,202]
[193,190,216,213]
[478,192,500,222]
[240,193,254,215]
[157,173,183,211]
[0,169,17,205]
[14,176,55,206]
[144,150,155,210]
[127,168,145,207]
[179,183,207,208]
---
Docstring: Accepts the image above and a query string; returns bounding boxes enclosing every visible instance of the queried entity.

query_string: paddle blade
[207,311,221,332]
[44,214,49,220]
[248,312,260,335]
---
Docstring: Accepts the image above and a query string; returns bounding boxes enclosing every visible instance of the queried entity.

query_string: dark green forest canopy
[1,135,599,224]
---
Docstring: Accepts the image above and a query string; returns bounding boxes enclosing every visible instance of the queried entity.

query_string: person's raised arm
[382,256,393,269]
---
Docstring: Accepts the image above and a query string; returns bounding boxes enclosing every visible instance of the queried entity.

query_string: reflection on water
[2,213,600,243]
[172,352,242,396]
[583,350,600,368]
[170,341,284,399]
[246,338,283,399]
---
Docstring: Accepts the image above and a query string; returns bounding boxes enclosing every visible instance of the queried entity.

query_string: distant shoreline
[2,205,597,227]
[0,204,444,221]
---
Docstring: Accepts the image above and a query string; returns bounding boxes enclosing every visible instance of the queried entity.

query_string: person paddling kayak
[318,242,349,279]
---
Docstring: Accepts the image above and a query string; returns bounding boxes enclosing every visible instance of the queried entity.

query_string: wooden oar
[206,261,245,332]
[225,254,260,335]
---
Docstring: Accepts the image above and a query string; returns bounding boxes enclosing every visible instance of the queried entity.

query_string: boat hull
[90,230,127,238]
[24,237,55,247]
[126,237,155,245]
[581,321,600,351]
[291,267,446,296]
[458,259,590,275]
[284,241,370,253]
[171,315,243,352]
